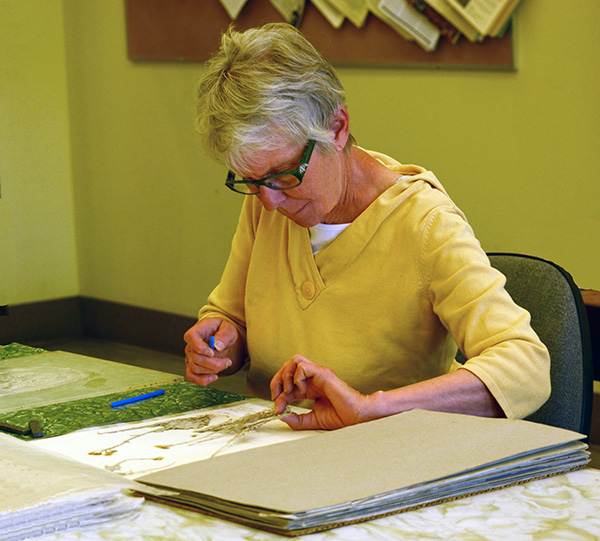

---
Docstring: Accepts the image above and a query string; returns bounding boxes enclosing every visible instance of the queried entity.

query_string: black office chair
[457,253,594,436]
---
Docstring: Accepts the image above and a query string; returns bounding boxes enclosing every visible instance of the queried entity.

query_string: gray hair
[195,23,355,173]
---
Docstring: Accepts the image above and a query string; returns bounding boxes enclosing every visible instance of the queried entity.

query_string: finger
[283,360,300,394]
[186,369,218,386]
[214,318,245,352]
[185,357,220,385]
[189,357,232,375]
[185,336,215,358]
[273,384,305,414]
[184,324,205,351]
[294,363,309,395]
[270,372,284,401]
[186,348,232,373]
[280,412,320,431]
[291,356,321,395]
[185,344,215,363]
[270,360,295,399]
[270,361,289,399]
[273,393,290,415]
[211,328,230,353]
[184,318,221,354]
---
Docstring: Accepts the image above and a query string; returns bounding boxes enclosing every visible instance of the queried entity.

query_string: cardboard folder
[137,409,589,535]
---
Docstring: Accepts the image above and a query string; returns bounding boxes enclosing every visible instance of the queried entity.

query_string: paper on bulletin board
[268,0,306,24]
[330,0,369,27]
[218,0,249,19]
[311,0,346,28]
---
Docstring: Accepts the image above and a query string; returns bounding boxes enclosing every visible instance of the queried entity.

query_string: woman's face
[240,141,346,228]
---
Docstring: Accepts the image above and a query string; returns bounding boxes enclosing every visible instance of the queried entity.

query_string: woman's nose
[256,186,286,211]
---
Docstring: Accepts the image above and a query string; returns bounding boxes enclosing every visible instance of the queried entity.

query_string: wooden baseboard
[79,297,196,355]
[0,296,196,356]
[0,297,82,345]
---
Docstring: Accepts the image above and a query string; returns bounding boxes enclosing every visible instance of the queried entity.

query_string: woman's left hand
[270,353,506,432]
[270,355,379,430]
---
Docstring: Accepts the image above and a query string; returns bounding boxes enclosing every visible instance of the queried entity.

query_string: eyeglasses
[225,140,316,195]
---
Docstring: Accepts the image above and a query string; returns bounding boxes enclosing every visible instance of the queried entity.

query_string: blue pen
[110,389,165,408]
[209,336,216,350]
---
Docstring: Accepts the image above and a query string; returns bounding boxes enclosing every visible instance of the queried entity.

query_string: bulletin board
[125,0,515,70]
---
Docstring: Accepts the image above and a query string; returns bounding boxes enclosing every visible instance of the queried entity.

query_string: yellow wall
[0,1,78,305]
[3,0,599,317]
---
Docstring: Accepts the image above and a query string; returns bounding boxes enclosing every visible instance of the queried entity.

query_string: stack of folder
[137,409,589,536]
[0,434,141,540]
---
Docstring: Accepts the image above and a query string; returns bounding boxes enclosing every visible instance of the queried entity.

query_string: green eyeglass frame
[225,139,316,195]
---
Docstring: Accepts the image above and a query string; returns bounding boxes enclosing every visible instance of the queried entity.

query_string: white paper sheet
[219,0,249,19]
[0,434,141,540]
[31,399,321,479]
[312,0,346,28]
[329,0,369,27]
[268,0,306,24]
[371,0,441,51]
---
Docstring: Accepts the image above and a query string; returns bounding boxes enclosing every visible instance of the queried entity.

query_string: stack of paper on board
[0,434,141,540]
[137,409,589,536]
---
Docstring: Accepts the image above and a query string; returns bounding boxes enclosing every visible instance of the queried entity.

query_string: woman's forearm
[366,368,505,421]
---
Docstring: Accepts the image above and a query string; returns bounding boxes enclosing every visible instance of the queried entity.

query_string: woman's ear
[330,105,350,152]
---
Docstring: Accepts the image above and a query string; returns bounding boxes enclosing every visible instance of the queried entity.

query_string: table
[38,469,600,540]
[2,344,600,540]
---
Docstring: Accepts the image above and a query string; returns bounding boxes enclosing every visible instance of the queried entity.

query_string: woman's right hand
[184,318,241,385]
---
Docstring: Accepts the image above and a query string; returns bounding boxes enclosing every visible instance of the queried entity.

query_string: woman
[184,23,550,430]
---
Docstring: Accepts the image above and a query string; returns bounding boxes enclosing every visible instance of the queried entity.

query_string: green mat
[0,342,46,360]
[0,343,248,439]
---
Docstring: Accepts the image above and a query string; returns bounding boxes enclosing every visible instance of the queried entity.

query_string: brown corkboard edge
[125,0,514,70]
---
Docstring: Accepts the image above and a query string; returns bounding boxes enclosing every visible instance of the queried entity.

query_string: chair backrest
[485,253,594,435]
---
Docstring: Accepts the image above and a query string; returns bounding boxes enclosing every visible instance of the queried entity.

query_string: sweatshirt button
[301,281,315,299]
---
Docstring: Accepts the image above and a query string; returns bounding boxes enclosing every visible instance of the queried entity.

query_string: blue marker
[209,336,216,350]
[110,389,165,408]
